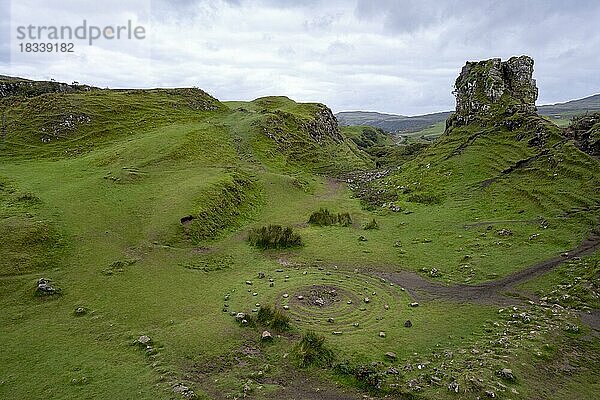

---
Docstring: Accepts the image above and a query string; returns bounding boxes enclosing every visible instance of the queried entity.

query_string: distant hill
[537,93,600,117]
[336,93,600,133]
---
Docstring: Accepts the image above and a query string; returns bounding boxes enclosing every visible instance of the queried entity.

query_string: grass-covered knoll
[225,96,373,175]
[182,171,262,243]
[0,87,223,158]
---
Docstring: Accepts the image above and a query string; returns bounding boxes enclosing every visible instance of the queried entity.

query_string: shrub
[293,331,335,368]
[248,225,302,249]
[363,218,378,230]
[308,208,353,227]
[256,305,290,331]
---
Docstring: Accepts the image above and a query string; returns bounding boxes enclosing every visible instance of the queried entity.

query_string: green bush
[248,225,302,249]
[293,331,335,368]
[256,305,290,331]
[308,208,352,227]
[363,218,378,230]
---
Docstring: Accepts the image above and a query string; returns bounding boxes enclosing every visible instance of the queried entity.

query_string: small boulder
[409,302,419,307]
[138,335,151,345]
[385,351,397,360]
[448,381,459,393]
[364,297,370,303]
[328,317,334,323]
[235,312,246,321]
[74,307,87,316]
[36,278,57,295]
[261,330,273,341]
[332,331,343,335]
[258,272,265,279]
[379,331,386,338]
[404,320,412,328]
[498,368,515,381]
[245,280,253,285]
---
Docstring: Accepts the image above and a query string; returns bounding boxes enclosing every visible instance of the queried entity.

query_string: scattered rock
[358,235,367,242]
[258,272,265,279]
[261,330,273,341]
[282,293,289,298]
[485,390,496,398]
[36,278,57,295]
[245,280,253,285]
[564,323,580,333]
[448,380,459,393]
[172,383,195,399]
[384,304,389,310]
[328,317,335,323]
[364,297,370,303]
[297,295,304,300]
[332,331,343,335]
[385,352,397,360]
[379,331,386,338]
[409,302,419,307]
[235,312,246,321]
[138,335,152,345]
[498,368,515,381]
[283,305,289,310]
[74,307,87,316]
[404,320,412,328]
[497,229,513,236]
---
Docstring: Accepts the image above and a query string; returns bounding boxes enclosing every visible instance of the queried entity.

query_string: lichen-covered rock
[453,55,538,124]
[564,112,600,157]
[301,105,344,143]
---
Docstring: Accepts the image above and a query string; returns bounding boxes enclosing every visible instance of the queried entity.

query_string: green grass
[0,85,599,399]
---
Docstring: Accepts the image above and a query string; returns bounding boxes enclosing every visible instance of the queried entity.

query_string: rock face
[564,113,600,157]
[302,104,344,143]
[0,76,95,98]
[453,55,538,124]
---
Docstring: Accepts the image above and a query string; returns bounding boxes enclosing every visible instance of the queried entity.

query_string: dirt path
[374,225,600,306]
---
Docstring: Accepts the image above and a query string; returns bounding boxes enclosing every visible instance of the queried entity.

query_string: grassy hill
[1,73,599,400]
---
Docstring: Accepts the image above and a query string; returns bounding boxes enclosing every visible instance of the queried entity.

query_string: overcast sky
[1,0,599,115]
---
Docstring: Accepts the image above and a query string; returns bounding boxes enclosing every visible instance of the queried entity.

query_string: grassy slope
[0,87,598,399]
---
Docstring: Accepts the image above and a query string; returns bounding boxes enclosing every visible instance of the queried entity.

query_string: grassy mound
[183,171,262,243]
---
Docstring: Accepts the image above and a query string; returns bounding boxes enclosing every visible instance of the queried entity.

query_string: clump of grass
[308,208,352,227]
[363,218,378,230]
[248,225,302,249]
[256,305,290,331]
[292,331,335,368]
[407,192,443,205]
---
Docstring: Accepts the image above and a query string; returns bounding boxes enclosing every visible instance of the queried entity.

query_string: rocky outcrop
[0,76,95,98]
[453,55,538,124]
[564,113,600,157]
[301,104,343,143]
